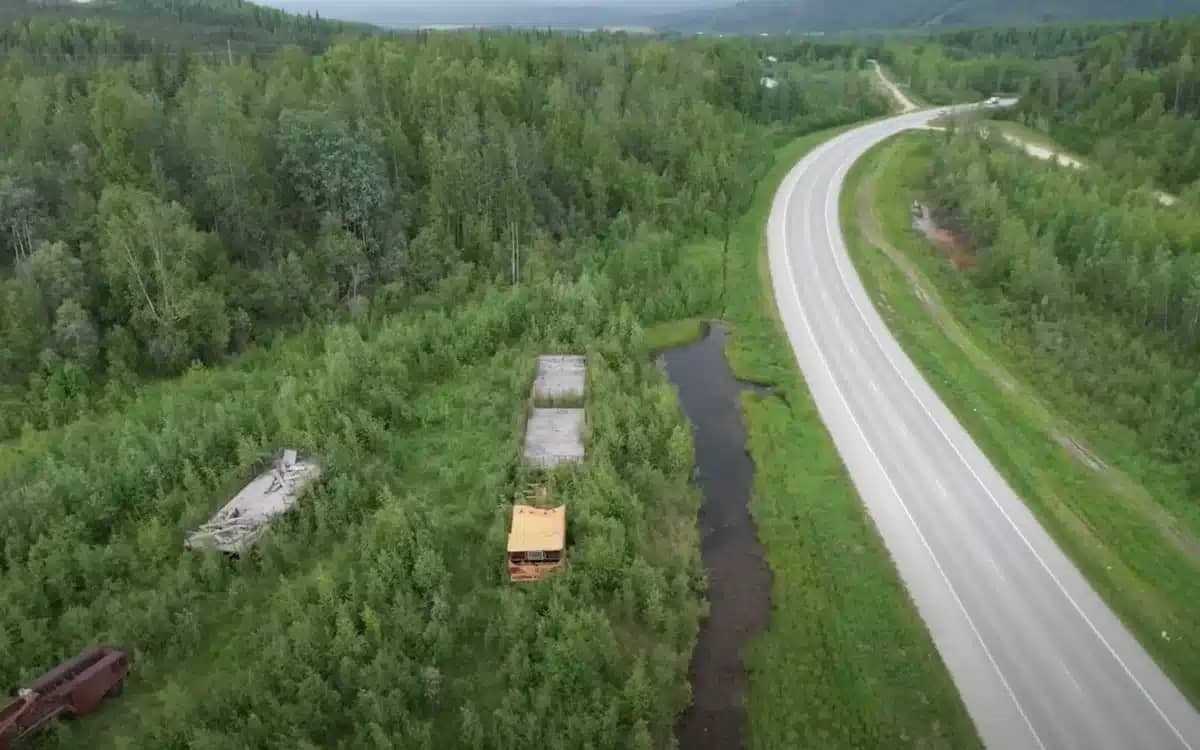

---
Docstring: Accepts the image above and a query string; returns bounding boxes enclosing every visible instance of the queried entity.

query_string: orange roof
[507,505,566,553]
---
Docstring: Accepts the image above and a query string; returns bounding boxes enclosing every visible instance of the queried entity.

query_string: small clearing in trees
[912,203,976,270]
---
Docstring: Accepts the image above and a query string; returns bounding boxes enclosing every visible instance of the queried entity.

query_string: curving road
[767,109,1200,749]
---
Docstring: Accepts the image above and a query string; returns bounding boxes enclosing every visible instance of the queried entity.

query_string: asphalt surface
[766,109,1200,750]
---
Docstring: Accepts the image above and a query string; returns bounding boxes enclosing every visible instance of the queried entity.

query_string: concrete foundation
[524,409,586,468]
[532,355,586,405]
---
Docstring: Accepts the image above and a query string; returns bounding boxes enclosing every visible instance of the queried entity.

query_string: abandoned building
[185,450,321,555]
[507,504,566,582]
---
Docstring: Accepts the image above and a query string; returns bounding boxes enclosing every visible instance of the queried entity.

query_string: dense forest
[926,129,1200,490]
[871,18,1200,494]
[882,18,1200,192]
[0,0,358,53]
[0,22,884,440]
[0,6,890,747]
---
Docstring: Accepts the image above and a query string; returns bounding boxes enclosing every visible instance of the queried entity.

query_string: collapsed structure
[185,450,321,555]
[506,504,567,582]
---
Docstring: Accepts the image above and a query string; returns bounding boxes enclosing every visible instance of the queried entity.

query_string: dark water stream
[664,324,772,750]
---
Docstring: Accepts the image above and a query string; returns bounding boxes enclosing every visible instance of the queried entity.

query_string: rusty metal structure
[0,647,131,749]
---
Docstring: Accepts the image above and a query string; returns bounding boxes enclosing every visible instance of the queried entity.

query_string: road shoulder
[715,126,982,749]
[841,130,1200,708]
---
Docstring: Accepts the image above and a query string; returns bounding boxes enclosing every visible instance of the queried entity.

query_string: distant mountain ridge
[1,0,371,51]
[658,0,1200,33]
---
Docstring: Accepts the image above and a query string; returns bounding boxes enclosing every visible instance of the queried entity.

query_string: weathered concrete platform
[524,409,585,468]
[185,450,321,554]
[532,355,586,405]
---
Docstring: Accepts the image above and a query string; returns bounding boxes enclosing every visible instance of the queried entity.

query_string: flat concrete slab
[532,355,586,405]
[185,450,321,554]
[524,409,585,468]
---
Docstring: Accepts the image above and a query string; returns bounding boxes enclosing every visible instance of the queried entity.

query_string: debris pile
[185,450,321,555]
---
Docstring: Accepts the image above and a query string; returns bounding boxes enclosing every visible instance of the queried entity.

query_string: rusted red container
[0,647,130,749]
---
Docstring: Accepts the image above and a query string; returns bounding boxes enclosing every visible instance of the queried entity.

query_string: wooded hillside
[0,21,884,439]
[0,0,359,51]
[0,10,892,747]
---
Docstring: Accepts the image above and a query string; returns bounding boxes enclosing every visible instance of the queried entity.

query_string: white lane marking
[780,147,1049,750]
[1060,657,1084,694]
[816,130,1196,750]
[988,555,1006,583]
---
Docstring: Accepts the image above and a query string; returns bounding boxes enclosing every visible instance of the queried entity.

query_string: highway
[766,109,1200,749]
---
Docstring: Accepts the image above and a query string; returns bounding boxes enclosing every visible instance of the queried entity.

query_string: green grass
[643,317,707,353]
[670,125,982,748]
[841,130,1200,706]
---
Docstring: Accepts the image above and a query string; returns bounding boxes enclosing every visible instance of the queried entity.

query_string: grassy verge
[669,126,981,747]
[841,131,1200,705]
[643,317,706,353]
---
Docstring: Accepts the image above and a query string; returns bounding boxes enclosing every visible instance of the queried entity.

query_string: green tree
[98,185,227,372]
[52,299,99,369]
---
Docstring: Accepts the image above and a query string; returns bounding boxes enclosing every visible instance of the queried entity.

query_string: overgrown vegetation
[841,129,1200,705]
[0,6,902,747]
[931,130,1200,492]
[2,273,711,748]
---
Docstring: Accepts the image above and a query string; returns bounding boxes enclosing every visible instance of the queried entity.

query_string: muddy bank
[663,323,772,750]
[912,203,976,270]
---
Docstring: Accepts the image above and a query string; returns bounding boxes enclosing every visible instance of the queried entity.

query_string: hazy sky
[265,0,723,9]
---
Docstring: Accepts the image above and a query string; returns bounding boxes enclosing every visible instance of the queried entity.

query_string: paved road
[767,109,1200,750]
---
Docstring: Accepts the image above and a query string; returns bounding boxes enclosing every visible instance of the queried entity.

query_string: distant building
[766,55,778,64]
[760,77,780,90]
